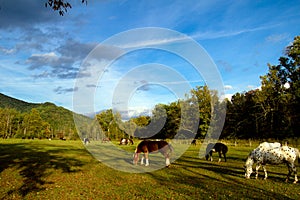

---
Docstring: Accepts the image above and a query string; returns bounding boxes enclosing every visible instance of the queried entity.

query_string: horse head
[244,155,254,179]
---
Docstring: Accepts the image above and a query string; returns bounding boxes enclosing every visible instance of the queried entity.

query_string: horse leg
[210,151,213,162]
[293,165,298,184]
[145,152,149,166]
[164,152,171,167]
[255,164,261,179]
[140,154,145,165]
[218,152,222,162]
[223,152,227,162]
[262,165,268,180]
[286,163,297,183]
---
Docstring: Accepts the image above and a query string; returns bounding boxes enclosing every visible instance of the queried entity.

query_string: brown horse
[133,140,173,167]
[102,137,111,143]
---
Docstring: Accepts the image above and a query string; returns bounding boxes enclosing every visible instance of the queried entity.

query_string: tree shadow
[0,142,87,198]
[147,155,295,199]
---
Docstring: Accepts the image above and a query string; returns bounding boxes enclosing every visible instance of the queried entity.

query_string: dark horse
[119,138,134,145]
[191,139,197,145]
[133,140,173,167]
[205,142,228,162]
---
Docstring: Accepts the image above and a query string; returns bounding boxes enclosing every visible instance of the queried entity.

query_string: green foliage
[0,94,87,140]
[222,36,300,139]
[45,0,87,16]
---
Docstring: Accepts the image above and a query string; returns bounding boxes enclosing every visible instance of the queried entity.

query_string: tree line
[0,102,79,139]
[1,36,299,140]
[95,36,300,140]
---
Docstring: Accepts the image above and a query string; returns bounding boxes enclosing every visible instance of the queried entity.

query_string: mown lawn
[0,139,299,199]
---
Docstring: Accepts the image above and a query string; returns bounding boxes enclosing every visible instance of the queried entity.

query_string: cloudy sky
[0,0,299,115]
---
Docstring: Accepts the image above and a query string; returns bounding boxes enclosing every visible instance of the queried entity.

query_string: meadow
[1,139,300,199]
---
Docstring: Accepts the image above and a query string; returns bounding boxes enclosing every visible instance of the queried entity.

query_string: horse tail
[295,148,300,163]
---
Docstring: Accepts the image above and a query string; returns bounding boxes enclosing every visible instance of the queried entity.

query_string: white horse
[256,142,281,150]
[244,145,300,183]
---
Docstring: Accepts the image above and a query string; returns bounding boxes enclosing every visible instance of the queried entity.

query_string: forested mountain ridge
[0,93,88,139]
[0,93,40,112]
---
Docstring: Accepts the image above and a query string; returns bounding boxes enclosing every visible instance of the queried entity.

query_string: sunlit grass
[1,139,300,199]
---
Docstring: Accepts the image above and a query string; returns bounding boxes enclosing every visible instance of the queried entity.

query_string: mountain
[0,93,91,139]
[0,93,40,112]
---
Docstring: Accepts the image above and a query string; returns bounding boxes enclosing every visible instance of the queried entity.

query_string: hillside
[0,93,40,112]
[0,93,92,139]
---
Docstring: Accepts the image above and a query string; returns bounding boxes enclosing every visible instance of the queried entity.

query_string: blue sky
[0,0,299,115]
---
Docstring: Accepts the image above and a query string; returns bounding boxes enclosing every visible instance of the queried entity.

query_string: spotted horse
[244,144,300,183]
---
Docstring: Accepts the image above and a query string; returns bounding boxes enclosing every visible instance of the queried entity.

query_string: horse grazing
[119,138,134,145]
[133,140,173,167]
[205,142,228,162]
[102,137,111,143]
[244,145,300,183]
[191,139,197,145]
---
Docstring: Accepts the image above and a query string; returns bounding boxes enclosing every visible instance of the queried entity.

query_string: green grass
[1,139,300,199]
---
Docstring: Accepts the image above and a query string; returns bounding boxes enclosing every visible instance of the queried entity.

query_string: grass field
[1,139,300,200]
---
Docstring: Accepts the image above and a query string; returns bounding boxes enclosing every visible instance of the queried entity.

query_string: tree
[45,0,87,16]
[96,109,114,137]
[255,36,300,138]
[222,35,300,139]
[22,109,46,138]
[190,85,212,138]
[0,108,20,138]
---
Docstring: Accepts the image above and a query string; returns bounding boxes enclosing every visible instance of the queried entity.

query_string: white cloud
[224,85,233,90]
[193,25,278,40]
[247,85,260,90]
[115,34,188,49]
[265,33,289,43]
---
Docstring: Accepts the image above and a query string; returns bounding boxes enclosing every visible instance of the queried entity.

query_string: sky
[0,0,299,116]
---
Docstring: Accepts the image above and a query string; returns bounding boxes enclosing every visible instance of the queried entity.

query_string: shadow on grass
[0,141,87,198]
[147,155,295,199]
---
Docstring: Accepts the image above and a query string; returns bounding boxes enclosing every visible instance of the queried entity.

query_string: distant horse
[133,140,173,167]
[83,138,90,144]
[244,145,300,183]
[205,143,228,162]
[102,137,111,143]
[191,139,197,145]
[119,138,134,145]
